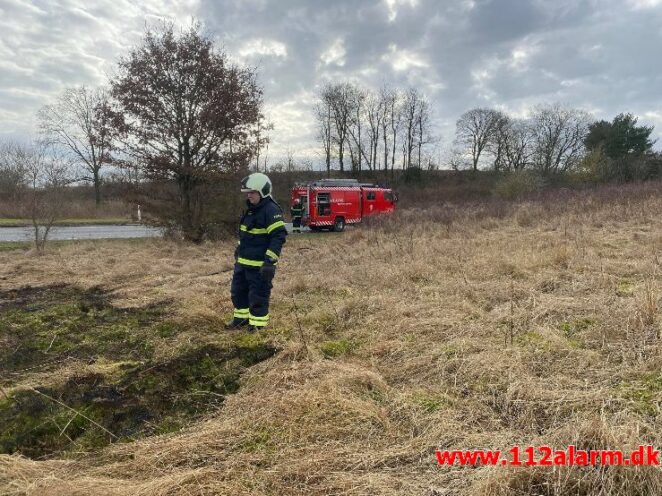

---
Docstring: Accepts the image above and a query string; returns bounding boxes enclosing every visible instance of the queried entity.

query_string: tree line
[315,84,434,173]
[314,90,658,182]
[451,106,658,181]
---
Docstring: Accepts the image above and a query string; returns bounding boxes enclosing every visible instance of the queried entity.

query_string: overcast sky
[1,0,661,166]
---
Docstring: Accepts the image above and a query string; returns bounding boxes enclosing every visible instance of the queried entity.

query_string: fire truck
[290,179,397,232]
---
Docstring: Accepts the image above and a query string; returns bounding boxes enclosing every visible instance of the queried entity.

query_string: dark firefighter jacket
[237,196,287,267]
[291,203,303,217]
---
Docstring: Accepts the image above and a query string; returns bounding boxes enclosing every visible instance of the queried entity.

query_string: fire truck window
[384,191,393,202]
[317,193,331,216]
[367,192,376,200]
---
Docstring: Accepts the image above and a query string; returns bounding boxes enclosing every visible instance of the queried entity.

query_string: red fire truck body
[290,179,397,232]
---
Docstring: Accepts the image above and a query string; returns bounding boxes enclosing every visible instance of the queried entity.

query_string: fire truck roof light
[291,179,398,191]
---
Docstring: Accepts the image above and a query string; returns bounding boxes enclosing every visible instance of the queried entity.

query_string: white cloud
[560,79,580,87]
[509,41,539,70]
[627,0,662,9]
[320,38,346,67]
[0,0,201,137]
[238,38,288,59]
[262,91,318,162]
[384,0,419,22]
[470,56,503,102]
[381,44,428,72]
[644,111,662,120]
[643,111,662,147]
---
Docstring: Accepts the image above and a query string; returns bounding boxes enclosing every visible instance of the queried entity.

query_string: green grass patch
[0,284,278,458]
[0,241,30,251]
[441,344,460,359]
[413,392,452,413]
[240,427,278,453]
[320,339,356,358]
[559,318,593,348]
[616,279,635,297]
[615,373,662,417]
[514,331,549,350]
[0,285,163,372]
[559,318,594,338]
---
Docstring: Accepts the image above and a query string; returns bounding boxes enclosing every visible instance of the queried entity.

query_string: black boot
[225,318,249,330]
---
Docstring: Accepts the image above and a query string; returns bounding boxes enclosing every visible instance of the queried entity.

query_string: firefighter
[225,172,287,332]
[291,198,303,233]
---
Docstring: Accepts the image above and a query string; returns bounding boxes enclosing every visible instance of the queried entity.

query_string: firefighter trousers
[292,216,301,233]
[231,264,273,327]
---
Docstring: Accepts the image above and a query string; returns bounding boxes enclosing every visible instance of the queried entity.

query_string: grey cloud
[198,0,662,154]
[0,0,196,139]
[467,0,546,44]
[1,0,661,156]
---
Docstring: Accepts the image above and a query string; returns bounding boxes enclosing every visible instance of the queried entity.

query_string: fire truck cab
[290,179,397,232]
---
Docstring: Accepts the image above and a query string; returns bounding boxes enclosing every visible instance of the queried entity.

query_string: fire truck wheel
[332,217,345,232]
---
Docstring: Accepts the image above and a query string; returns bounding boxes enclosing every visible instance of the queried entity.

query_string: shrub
[493,171,545,200]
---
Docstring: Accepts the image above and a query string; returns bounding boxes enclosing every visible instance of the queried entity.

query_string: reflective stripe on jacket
[237,197,287,267]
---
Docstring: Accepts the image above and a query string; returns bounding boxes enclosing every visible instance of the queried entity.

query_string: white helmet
[240,172,272,198]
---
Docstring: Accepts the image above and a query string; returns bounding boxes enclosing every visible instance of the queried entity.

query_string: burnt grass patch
[0,284,277,459]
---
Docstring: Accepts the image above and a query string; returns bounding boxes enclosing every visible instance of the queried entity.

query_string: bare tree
[109,22,262,241]
[283,148,296,172]
[378,86,399,173]
[314,100,334,176]
[397,88,433,169]
[38,86,113,206]
[269,149,311,173]
[321,83,353,172]
[400,88,417,169]
[299,158,314,172]
[387,89,402,174]
[345,85,391,172]
[483,110,510,171]
[251,115,273,172]
[346,85,367,172]
[315,83,434,174]
[415,96,432,169]
[502,118,532,171]
[364,89,385,170]
[529,103,590,174]
[7,141,72,251]
[447,147,470,171]
[455,108,503,172]
[0,141,28,204]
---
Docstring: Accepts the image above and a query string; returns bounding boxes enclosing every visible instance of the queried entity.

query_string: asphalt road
[0,225,163,242]
[0,223,308,242]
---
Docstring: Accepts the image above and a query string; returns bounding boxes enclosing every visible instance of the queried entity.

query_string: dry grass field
[2,182,662,495]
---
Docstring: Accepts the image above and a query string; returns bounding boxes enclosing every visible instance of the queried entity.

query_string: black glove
[260,262,276,282]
